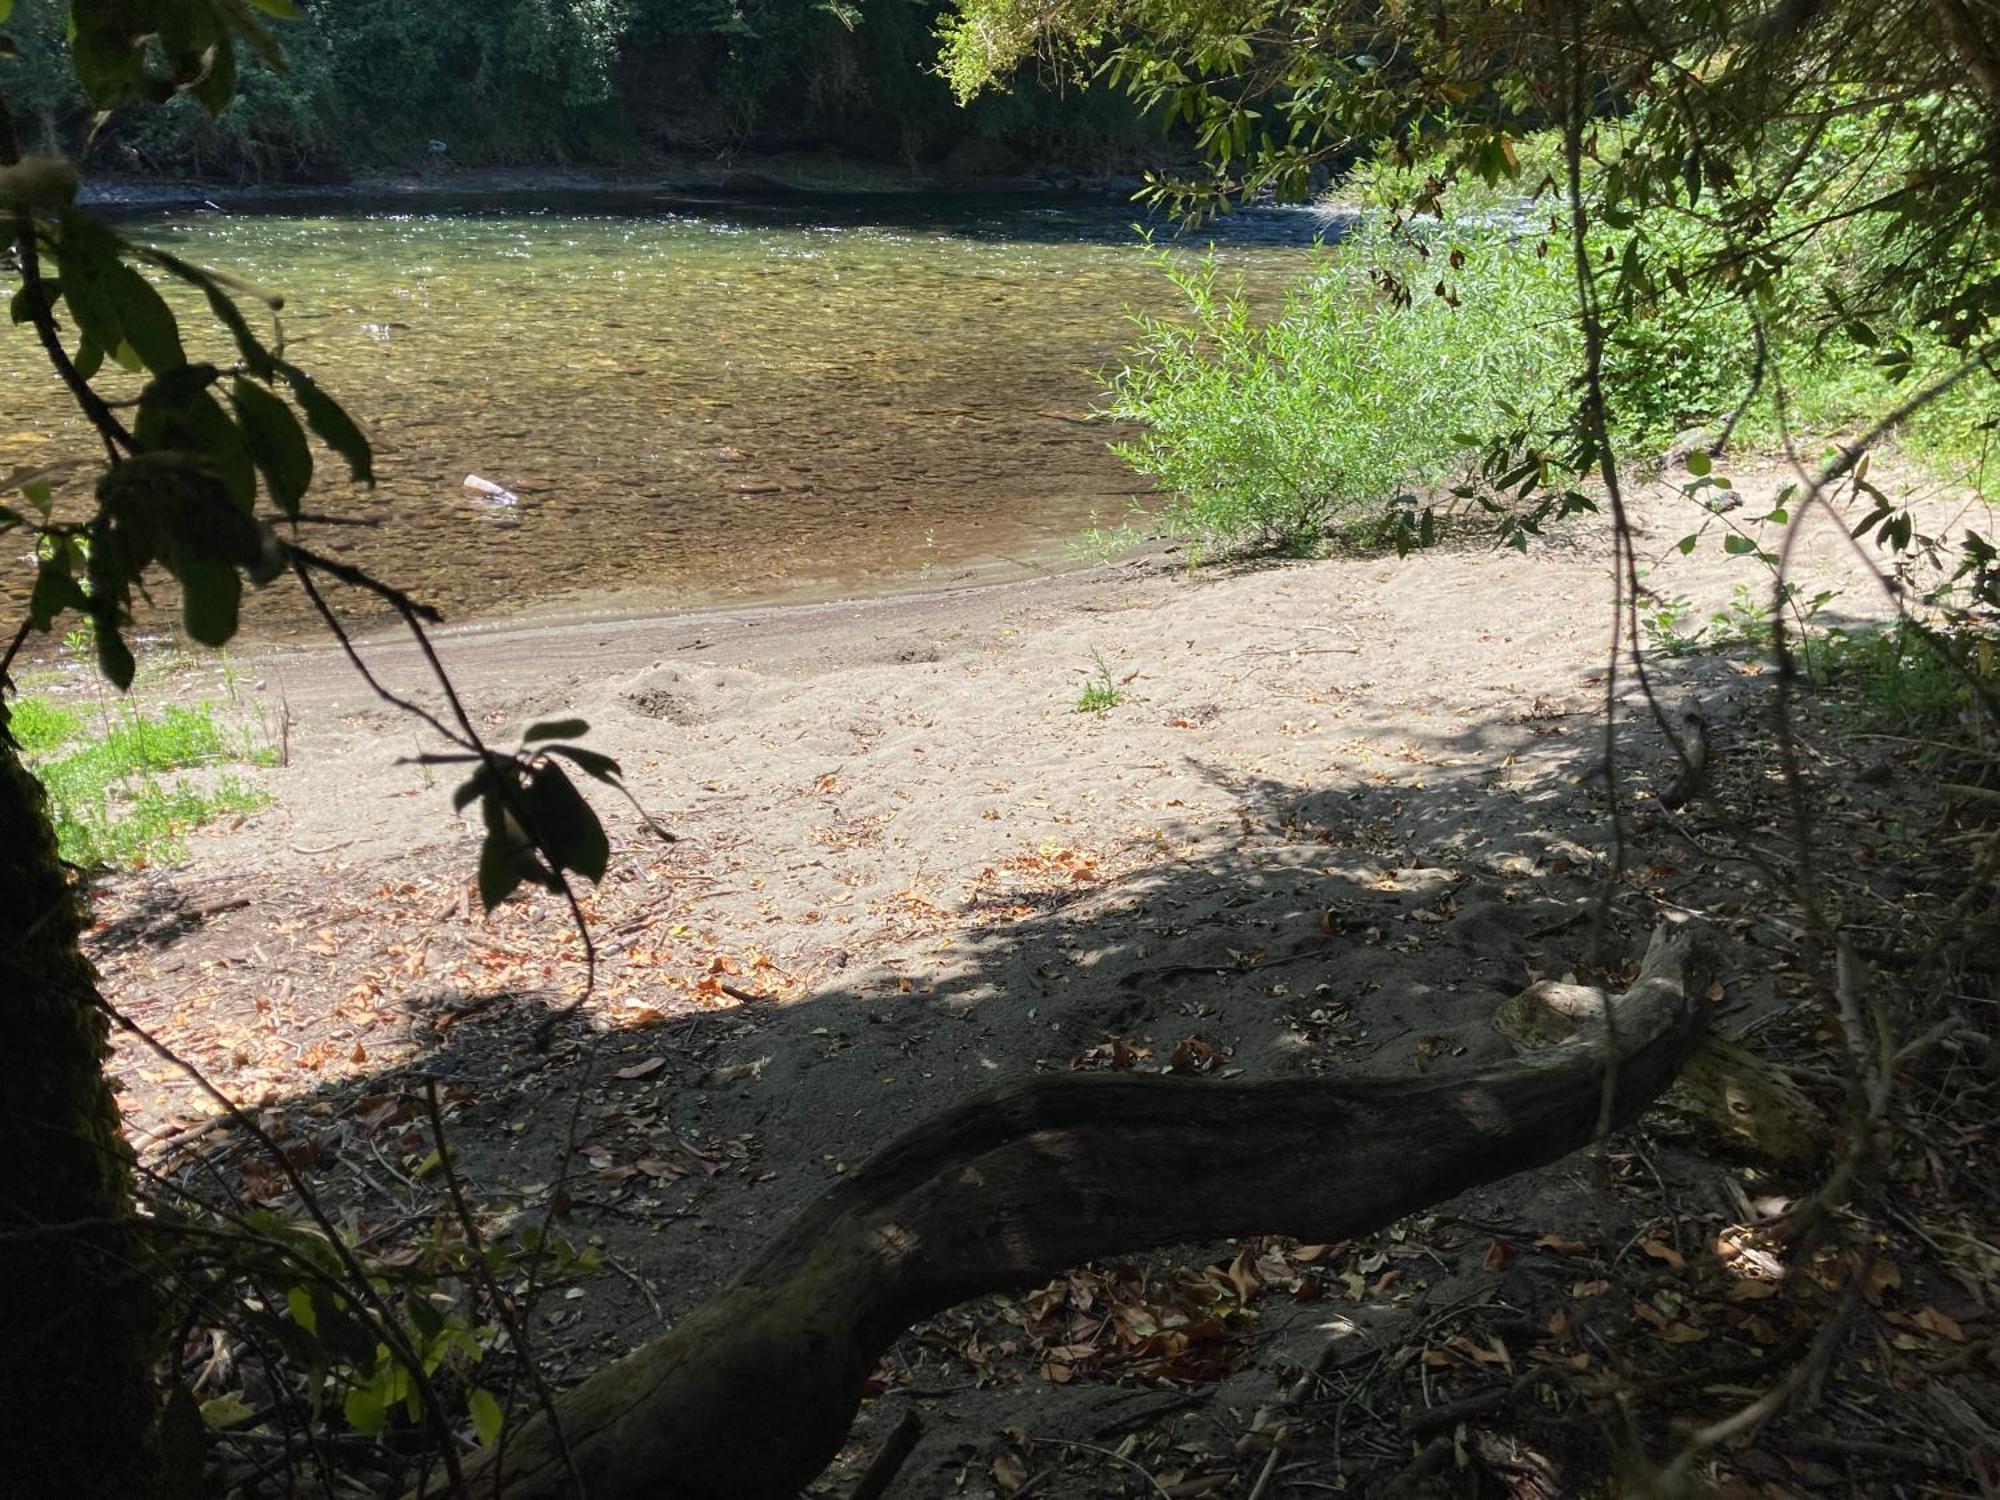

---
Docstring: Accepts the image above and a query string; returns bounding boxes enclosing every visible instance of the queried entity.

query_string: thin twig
[421,1078,580,1496]
[849,1410,922,1500]
[4,961,472,1494]
[1660,1261,1870,1484]
[1027,1436,1173,1498]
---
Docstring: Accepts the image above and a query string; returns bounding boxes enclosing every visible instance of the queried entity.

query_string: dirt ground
[85,456,1999,1496]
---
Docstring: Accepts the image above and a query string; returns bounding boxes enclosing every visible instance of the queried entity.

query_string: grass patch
[1814,620,1993,732]
[12,696,274,869]
[1074,650,1125,715]
[8,696,85,755]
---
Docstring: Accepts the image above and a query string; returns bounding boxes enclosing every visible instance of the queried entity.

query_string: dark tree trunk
[0,720,159,1495]
[453,921,1717,1500]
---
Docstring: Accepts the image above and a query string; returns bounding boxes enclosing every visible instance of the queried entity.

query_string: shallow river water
[4,191,1328,640]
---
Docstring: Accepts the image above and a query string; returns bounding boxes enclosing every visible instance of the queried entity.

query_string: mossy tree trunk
[0,717,159,1495]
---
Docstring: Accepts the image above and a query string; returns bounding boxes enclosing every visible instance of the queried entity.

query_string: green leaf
[285,1284,317,1336]
[199,1394,256,1430]
[0,1,15,23]
[68,8,145,107]
[523,717,589,743]
[543,744,623,784]
[1851,504,1894,539]
[214,0,292,70]
[280,362,373,484]
[10,277,58,324]
[468,1387,504,1448]
[159,1385,206,1500]
[230,378,312,515]
[1685,449,1712,477]
[528,761,609,882]
[104,450,260,567]
[478,827,523,911]
[245,517,288,585]
[407,1295,445,1344]
[137,378,259,511]
[1676,534,1699,555]
[343,1383,388,1437]
[104,262,186,373]
[178,555,243,646]
[96,622,136,690]
[190,27,239,115]
[29,554,86,630]
[311,1289,380,1369]
[55,221,128,356]
[143,248,275,376]
[1722,534,1757,555]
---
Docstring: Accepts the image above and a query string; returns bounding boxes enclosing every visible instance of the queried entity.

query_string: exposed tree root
[448,920,1719,1500]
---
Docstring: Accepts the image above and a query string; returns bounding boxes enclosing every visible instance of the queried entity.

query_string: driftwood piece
[1660,705,1712,811]
[449,921,1718,1500]
[1497,968,1826,1166]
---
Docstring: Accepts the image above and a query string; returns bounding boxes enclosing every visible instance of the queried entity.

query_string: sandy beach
[84,453,1979,1494]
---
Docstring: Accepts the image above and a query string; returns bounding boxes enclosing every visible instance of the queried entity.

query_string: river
[4,190,1330,643]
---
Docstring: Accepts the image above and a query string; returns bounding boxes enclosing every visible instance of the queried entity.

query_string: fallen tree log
[451,920,1718,1500]
[1496,972,1827,1166]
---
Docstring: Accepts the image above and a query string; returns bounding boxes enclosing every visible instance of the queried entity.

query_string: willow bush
[1107,226,1577,557]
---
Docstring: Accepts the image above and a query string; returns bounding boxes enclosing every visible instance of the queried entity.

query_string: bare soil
[89,457,1999,1497]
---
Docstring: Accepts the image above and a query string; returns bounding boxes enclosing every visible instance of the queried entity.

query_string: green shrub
[1106,228,1577,557]
[1334,119,1996,470]
[1815,620,1992,730]
[1603,290,1761,447]
[1337,127,1583,220]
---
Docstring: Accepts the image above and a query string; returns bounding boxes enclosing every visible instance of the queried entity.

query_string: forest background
[3,0,1161,180]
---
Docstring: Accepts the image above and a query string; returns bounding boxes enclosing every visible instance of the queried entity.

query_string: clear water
[3,192,1326,640]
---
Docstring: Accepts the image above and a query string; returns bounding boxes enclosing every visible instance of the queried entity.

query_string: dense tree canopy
[5,0,1156,176]
[945,0,1999,341]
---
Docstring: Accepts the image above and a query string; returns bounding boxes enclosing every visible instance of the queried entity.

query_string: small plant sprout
[1074,649,1125,715]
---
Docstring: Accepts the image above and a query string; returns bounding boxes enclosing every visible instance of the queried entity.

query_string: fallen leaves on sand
[1166,1035,1230,1074]
[1003,843,1102,884]
[1070,1039,1148,1071]
[1014,1264,1251,1387]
